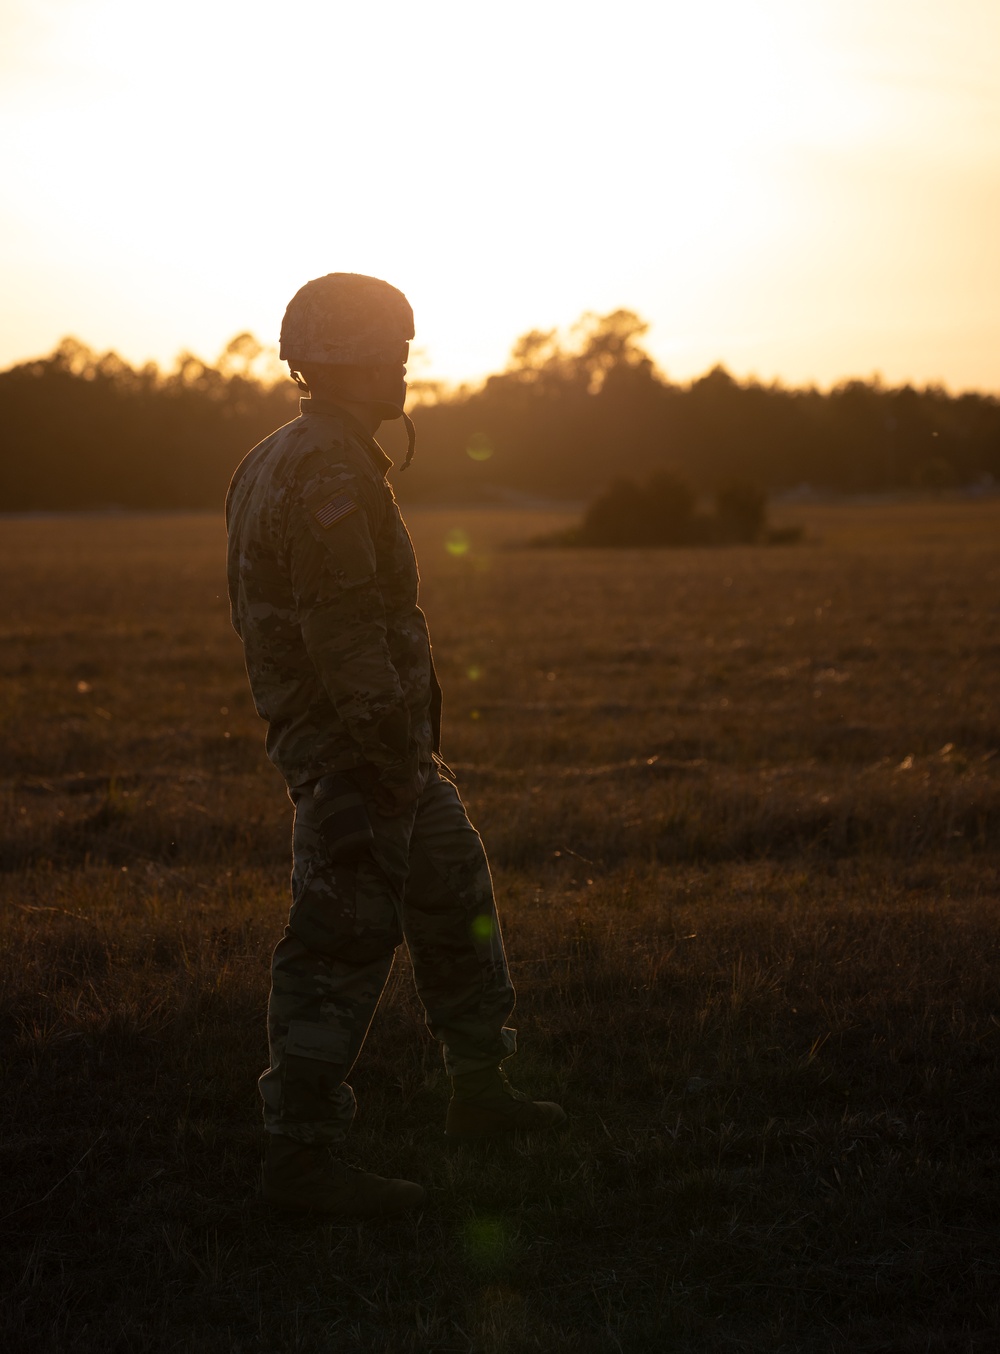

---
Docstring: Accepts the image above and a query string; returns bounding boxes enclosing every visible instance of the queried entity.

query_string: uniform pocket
[288,853,402,964]
[312,772,375,863]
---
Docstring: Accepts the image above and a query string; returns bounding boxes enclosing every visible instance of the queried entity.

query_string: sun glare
[1,0,999,389]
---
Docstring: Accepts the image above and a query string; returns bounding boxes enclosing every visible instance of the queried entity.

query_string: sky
[1,0,998,393]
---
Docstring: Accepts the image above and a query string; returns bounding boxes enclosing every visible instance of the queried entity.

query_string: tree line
[2,313,997,511]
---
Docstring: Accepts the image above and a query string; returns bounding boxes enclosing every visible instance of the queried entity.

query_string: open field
[1,498,999,1353]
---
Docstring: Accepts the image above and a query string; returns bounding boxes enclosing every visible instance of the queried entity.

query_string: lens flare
[471,914,494,942]
[466,432,494,462]
[445,528,470,557]
[464,1216,509,1269]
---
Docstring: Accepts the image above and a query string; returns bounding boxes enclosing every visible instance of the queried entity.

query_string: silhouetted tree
[0,338,298,510]
[2,317,999,511]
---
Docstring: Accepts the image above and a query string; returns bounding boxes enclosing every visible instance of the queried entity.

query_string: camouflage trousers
[259,765,517,1144]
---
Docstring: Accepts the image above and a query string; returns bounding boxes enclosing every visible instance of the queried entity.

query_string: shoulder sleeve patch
[313,491,358,529]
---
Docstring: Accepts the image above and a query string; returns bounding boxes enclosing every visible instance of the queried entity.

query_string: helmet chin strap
[366,401,416,471]
[399,412,416,470]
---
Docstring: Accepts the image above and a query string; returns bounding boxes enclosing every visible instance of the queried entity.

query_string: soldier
[226,273,565,1219]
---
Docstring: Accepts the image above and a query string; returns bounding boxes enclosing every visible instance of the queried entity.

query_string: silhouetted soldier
[226,274,564,1218]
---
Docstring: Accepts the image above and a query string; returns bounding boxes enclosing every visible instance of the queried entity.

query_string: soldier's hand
[373,776,421,818]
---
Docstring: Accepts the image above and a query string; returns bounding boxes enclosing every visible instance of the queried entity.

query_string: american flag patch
[313,492,358,528]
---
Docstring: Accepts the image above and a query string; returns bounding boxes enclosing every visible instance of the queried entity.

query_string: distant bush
[714,479,766,543]
[536,472,799,547]
[579,470,697,545]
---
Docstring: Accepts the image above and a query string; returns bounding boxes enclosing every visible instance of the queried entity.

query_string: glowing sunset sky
[2,0,998,391]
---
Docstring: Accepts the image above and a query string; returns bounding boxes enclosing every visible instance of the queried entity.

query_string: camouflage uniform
[227,396,516,1144]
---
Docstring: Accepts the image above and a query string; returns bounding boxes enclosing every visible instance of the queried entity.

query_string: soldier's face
[372,359,407,416]
[313,360,407,418]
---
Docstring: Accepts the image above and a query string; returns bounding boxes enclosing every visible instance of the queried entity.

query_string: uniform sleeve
[285,466,416,781]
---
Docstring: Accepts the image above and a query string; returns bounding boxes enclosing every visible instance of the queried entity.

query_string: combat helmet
[279,273,414,367]
[280,273,417,467]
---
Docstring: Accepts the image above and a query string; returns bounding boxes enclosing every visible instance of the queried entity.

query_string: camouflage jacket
[226,397,440,789]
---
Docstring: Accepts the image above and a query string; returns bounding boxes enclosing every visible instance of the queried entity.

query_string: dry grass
[1,499,998,1353]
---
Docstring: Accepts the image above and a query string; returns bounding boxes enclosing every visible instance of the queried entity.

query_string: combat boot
[445,1067,567,1140]
[262,1134,425,1218]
